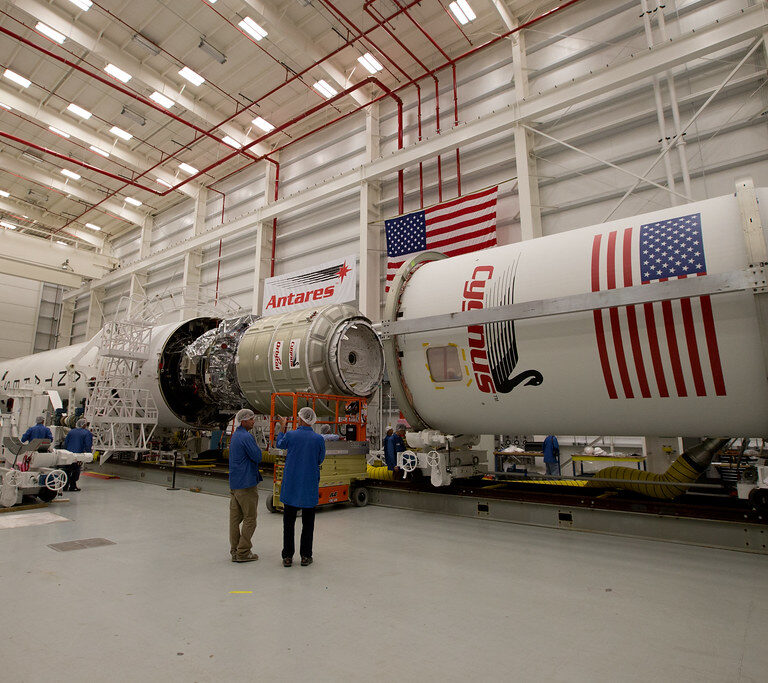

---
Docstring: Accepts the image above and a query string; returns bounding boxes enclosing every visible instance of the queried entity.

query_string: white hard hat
[235,408,256,424]
[298,407,317,425]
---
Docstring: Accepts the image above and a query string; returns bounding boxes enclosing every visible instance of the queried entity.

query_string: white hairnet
[35,415,45,424]
[235,408,256,424]
[76,418,87,429]
[298,407,317,425]
[320,424,331,434]
[395,423,407,432]
[386,425,393,432]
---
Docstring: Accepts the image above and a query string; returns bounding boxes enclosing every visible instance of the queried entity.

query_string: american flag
[591,212,726,399]
[385,186,498,290]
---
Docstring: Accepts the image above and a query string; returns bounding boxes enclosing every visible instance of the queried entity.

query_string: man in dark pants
[229,409,262,563]
[63,418,93,491]
[276,407,325,567]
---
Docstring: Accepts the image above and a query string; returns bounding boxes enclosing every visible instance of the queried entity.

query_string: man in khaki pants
[229,409,262,562]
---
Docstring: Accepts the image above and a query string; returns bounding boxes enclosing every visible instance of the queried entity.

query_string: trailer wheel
[265,494,277,513]
[749,487,768,513]
[351,486,369,507]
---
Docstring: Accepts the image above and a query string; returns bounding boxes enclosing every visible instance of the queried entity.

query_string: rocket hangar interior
[1,0,768,679]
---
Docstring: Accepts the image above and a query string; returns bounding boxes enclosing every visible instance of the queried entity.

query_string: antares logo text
[265,285,335,310]
[463,265,496,394]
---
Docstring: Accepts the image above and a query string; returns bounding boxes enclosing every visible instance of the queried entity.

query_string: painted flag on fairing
[590,212,726,399]
[385,186,499,291]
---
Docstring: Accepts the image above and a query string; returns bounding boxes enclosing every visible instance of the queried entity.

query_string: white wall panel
[0,274,42,361]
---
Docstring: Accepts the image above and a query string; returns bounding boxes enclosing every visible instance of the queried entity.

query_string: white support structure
[251,159,278,315]
[180,191,206,320]
[62,5,768,301]
[56,298,75,348]
[84,288,104,340]
[359,104,382,321]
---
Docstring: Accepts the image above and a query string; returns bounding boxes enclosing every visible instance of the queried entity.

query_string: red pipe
[208,186,226,223]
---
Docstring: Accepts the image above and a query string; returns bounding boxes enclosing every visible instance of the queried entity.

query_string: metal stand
[166,451,179,491]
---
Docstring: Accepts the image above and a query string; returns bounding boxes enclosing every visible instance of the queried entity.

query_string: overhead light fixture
[132,33,161,56]
[48,126,71,138]
[238,17,268,41]
[61,169,81,180]
[85,222,101,231]
[0,190,9,198]
[178,162,198,175]
[125,197,142,206]
[22,151,43,164]
[313,80,337,99]
[36,22,66,44]
[67,0,92,10]
[4,69,31,89]
[0,221,17,230]
[357,53,383,74]
[56,240,68,246]
[149,91,174,109]
[89,145,109,158]
[252,116,274,132]
[67,102,92,119]
[198,38,227,64]
[178,66,205,87]
[221,135,242,149]
[449,0,476,25]
[104,63,132,84]
[156,178,173,188]
[120,106,146,126]
[0,102,10,111]
[110,126,133,141]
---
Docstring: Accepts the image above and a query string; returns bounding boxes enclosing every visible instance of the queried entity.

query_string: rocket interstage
[383,188,768,437]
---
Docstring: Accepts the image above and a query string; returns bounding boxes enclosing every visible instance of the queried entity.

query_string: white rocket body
[386,190,768,437]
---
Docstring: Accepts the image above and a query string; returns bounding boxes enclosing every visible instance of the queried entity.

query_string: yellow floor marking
[229,591,253,594]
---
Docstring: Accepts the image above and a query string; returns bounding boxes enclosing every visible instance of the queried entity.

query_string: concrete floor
[1,477,767,682]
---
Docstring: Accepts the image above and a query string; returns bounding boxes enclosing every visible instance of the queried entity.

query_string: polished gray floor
[1,476,767,682]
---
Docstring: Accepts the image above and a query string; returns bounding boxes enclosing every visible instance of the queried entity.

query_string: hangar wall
[68,0,768,343]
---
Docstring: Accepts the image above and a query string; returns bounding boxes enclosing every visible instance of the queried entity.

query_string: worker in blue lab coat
[21,416,53,444]
[63,418,93,491]
[228,408,262,563]
[276,407,325,567]
[319,424,341,441]
[543,435,561,476]
[384,424,407,471]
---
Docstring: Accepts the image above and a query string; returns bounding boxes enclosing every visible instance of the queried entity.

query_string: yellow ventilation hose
[588,438,729,500]
[367,465,394,481]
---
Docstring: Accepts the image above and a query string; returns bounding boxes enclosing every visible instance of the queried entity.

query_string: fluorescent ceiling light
[313,80,337,99]
[4,69,31,89]
[85,222,101,231]
[149,91,174,109]
[125,197,142,206]
[156,178,173,188]
[61,169,81,180]
[132,33,160,56]
[36,22,66,44]
[198,38,227,64]
[110,126,132,141]
[120,106,146,126]
[89,145,109,158]
[252,116,274,132]
[178,162,198,175]
[449,0,475,24]
[0,102,10,111]
[104,63,131,83]
[222,135,242,149]
[67,0,92,10]
[56,240,67,246]
[178,66,205,87]
[1,221,17,230]
[0,190,9,197]
[357,53,383,74]
[48,126,70,138]
[22,152,43,164]
[238,17,267,41]
[67,102,92,119]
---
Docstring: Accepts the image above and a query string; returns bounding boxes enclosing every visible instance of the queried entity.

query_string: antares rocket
[0,303,384,428]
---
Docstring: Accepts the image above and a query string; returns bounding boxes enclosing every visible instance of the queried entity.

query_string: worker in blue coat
[276,407,325,567]
[384,424,407,471]
[21,416,53,444]
[228,408,262,563]
[543,435,561,476]
[63,418,93,491]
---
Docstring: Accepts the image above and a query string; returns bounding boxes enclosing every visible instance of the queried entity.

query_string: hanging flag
[591,212,726,399]
[385,186,499,290]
